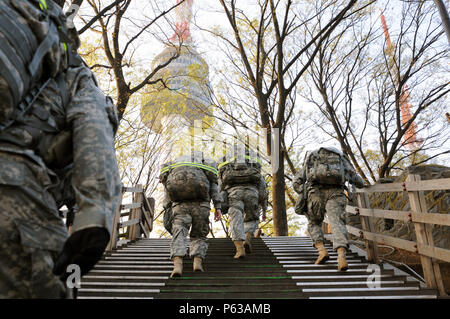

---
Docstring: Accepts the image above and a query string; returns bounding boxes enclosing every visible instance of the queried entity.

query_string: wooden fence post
[107,188,124,251]
[407,174,446,296]
[357,192,379,263]
[129,186,143,240]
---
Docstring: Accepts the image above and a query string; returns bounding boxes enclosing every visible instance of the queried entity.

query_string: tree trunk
[271,147,288,236]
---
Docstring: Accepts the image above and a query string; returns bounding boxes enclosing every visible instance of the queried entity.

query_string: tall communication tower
[380,13,422,150]
[140,0,213,140]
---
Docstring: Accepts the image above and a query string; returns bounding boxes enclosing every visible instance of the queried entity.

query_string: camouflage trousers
[170,201,211,259]
[0,152,68,298]
[305,186,349,250]
[227,186,260,241]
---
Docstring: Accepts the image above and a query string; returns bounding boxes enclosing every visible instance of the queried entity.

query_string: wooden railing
[343,174,449,296]
[107,184,155,251]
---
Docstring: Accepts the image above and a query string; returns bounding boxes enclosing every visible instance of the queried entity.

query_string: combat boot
[314,242,329,264]
[337,247,348,271]
[244,232,253,254]
[170,256,183,278]
[193,257,204,272]
[233,240,246,259]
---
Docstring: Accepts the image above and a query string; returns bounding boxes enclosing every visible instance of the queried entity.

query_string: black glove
[53,227,110,280]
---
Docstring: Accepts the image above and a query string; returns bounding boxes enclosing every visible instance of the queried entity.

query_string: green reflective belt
[160,162,218,175]
[218,155,262,169]
[38,0,48,11]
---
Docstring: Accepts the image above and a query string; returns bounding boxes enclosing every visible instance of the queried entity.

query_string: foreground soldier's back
[218,145,267,258]
[0,0,121,298]
[293,147,364,271]
[160,151,222,278]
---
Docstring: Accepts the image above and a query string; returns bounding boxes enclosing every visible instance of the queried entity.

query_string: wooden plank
[141,209,153,234]
[122,186,144,193]
[143,197,155,218]
[411,212,450,227]
[142,196,155,234]
[347,205,450,226]
[139,221,149,238]
[404,178,450,192]
[346,225,363,238]
[346,225,417,252]
[129,189,143,240]
[107,190,123,251]
[356,178,450,193]
[407,174,445,295]
[346,205,410,222]
[119,218,140,228]
[363,230,417,253]
[347,225,417,253]
[357,193,379,263]
[120,202,141,210]
[418,244,450,263]
[356,183,404,193]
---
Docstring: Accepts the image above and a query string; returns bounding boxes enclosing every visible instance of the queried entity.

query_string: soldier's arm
[292,168,305,194]
[210,181,222,210]
[65,66,122,236]
[258,175,268,215]
[343,157,365,188]
[162,188,172,210]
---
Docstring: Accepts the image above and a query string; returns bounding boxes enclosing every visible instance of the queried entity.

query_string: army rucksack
[302,147,347,185]
[0,0,80,131]
[160,152,218,202]
[218,146,263,189]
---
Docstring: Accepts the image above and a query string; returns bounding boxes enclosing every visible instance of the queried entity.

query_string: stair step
[310,295,437,299]
[81,282,165,287]
[161,286,301,293]
[296,280,417,288]
[156,292,307,299]
[77,237,437,300]
[82,275,168,281]
[77,296,155,299]
[303,288,437,297]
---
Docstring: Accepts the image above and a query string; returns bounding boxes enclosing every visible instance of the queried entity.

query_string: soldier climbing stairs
[77,236,438,299]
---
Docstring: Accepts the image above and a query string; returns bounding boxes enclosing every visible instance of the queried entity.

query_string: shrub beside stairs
[77,236,438,299]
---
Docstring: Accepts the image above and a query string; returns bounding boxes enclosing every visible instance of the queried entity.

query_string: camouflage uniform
[227,185,260,241]
[294,147,364,250]
[0,1,121,298]
[219,147,267,242]
[304,186,348,250]
[161,153,222,260]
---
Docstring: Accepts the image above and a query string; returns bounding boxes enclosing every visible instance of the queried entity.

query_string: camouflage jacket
[0,64,122,236]
[160,152,222,210]
[293,147,364,192]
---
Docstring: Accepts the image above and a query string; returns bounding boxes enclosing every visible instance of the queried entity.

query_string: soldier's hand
[214,209,222,222]
[53,227,110,281]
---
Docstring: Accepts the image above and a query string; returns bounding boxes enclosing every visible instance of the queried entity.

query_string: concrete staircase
[77,236,438,299]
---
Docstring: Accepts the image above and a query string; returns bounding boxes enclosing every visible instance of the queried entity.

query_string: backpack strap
[301,151,309,198]
[160,162,218,176]
[28,24,59,78]
[339,152,346,185]
[218,155,262,170]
